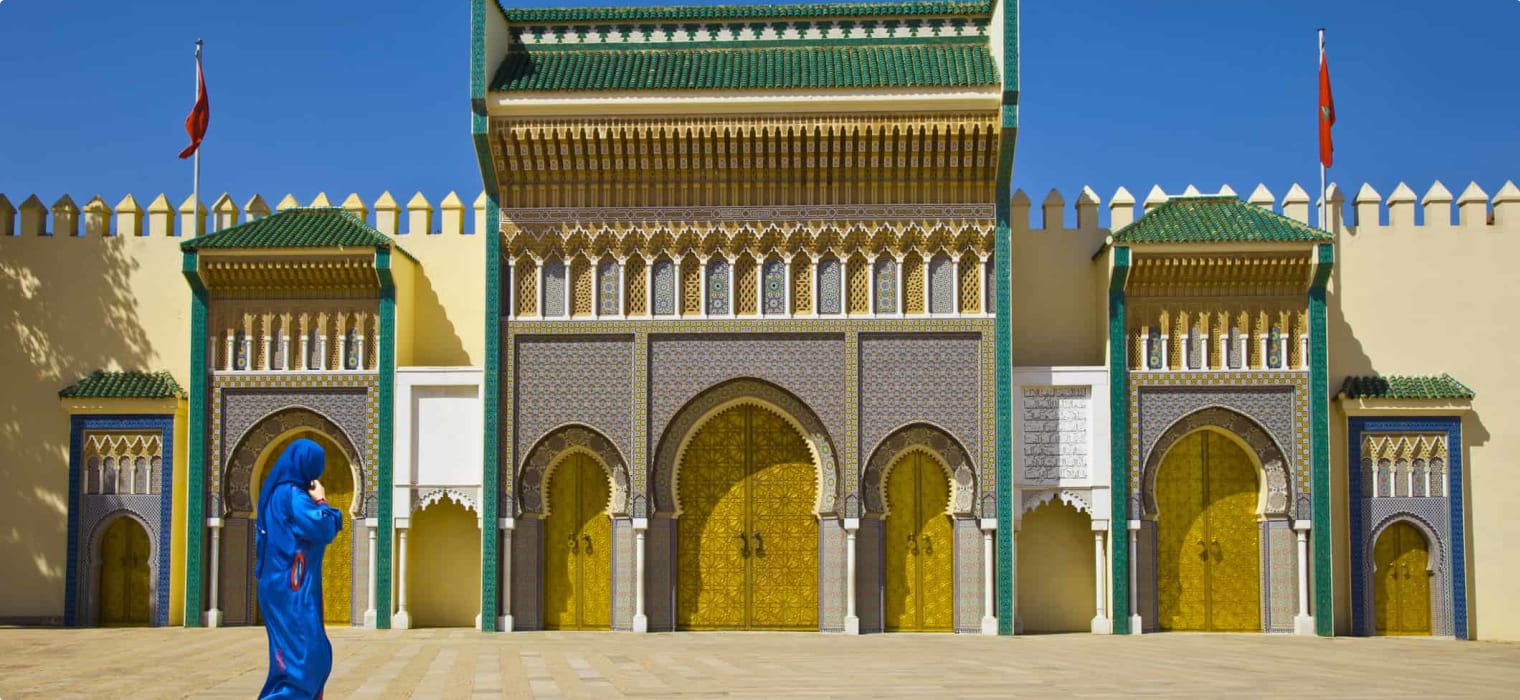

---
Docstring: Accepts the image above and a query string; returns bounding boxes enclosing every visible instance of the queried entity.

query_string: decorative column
[475,517,485,630]
[951,255,961,314]
[844,518,860,635]
[808,253,820,316]
[1009,519,1020,633]
[498,517,515,632]
[298,314,310,371]
[783,255,794,318]
[562,262,572,320]
[394,520,412,629]
[260,313,273,371]
[355,313,367,370]
[699,256,709,318]
[617,258,627,318]
[280,314,293,370]
[726,255,737,318]
[977,255,989,315]
[240,315,254,370]
[633,517,649,633]
[359,518,378,628]
[980,517,998,635]
[1091,523,1110,634]
[507,256,518,320]
[535,257,546,318]
[865,254,877,317]
[893,253,905,317]
[642,255,655,319]
[206,518,223,628]
[1127,520,1143,634]
[223,331,235,371]
[1294,520,1315,635]
[315,313,329,371]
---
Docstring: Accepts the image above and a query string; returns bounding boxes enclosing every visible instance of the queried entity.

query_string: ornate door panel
[884,453,954,632]
[746,407,819,630]
[1157,433,1208,631]
[677,406,751,630]
[1203,436,1262,632]
[1157,431,1261,632]
[99,518,151,626]
[321,450,354,625]
[544,455,612,630]
[1375,522,1432,635]
[678,404,818,630]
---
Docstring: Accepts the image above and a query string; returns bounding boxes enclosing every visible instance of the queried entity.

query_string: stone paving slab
[2,627,1519,699]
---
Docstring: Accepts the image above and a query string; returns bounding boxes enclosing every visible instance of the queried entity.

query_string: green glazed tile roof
[59,370,186,399]
[497,1,992,22]
[492,42,998,91]
[1339,374,1475,400]
[1111,196,1334,244]
[180,208,394,251]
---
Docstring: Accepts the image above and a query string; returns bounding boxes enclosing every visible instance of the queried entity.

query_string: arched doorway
[250,431,355,626]
[543,453,612,630]
[408,495,481,627]
[1018,499,1095,633]
[883,451,953,632]
[676,403,819,630]
[98,516,151,626]
[1155,430,1261,632]
[1374,521,1432,636]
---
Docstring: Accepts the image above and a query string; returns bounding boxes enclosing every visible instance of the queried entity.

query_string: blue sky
[1,1,1515,228]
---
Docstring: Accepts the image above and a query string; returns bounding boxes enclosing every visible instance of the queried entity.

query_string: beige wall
[1009,190,1108,367]
[1017,500,1098,632]
[1327,182,1520,640]
[0,191,486,622]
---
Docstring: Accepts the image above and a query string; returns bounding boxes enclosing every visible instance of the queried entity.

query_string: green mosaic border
[181,251,208,627]
[375,248,396,629]
[1106,246,1131,634]
[1309,242,1334,636]
[474,0,506,632]
[992,0,1018,636]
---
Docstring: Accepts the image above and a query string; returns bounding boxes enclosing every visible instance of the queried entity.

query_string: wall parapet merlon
[1005,180,1519,234]
[0,191,493,238]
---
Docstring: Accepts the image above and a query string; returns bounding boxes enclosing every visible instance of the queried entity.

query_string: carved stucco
[515,424,631,518]
[861,423,978,517]
[220,406,367,518]
[1140,406,1294,519]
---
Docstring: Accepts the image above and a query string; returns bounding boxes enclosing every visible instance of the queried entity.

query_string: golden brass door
[320,444,353,625]
[1156,431,1261,632]
[884,452,955,632]
[677,404,818,630]
[543,454,612,630]
[99,517,151,626]
[1374,521,1432,635]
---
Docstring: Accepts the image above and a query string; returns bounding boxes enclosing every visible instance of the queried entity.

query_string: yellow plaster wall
[1327,192,1520,640]
[391,233,484,367]
[406,498,482,627]
[1010,213,1107,367]
[1017,500,1096,632]
[0,232,189,621]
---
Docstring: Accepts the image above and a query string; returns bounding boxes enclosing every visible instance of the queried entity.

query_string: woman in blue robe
[255,438,344,699]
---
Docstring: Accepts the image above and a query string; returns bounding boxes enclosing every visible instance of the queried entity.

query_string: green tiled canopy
[180,208,395,251]
[497,1,993,22]
[1111,196,1334,244]
[492,42,998,91]
[1339,374,1475,400]
[59,371,186,399]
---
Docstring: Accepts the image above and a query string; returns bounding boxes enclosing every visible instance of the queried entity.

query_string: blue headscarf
[255,438,326,577]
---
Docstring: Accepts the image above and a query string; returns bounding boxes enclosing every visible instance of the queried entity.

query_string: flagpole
[193,39,202,237]
[1318,28,1326,230]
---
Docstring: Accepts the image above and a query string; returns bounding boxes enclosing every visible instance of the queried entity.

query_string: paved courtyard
[3,626,1519,699]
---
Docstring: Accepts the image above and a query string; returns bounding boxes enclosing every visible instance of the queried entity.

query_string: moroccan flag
[1318,43,1335,168]
[178,48,210,159]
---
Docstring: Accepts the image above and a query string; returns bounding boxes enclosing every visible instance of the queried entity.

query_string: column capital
[632,517,649,531]
[1090,519,1109,532]
[498,517,516,531]
[1127,519,1143,531]
[395,518,411,530]
[206,517,223,528]
[1293,519,1312,532]
[979,518,998,532]
[843,517,860,532]
[365,518,379,528]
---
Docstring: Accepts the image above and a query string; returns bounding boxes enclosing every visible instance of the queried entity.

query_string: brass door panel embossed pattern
[1374,522,1432,636]
[1156,431,1261,632]
[544,454,613,630]
[98,517,151,626]
[678,404,818,631]
[321,442,354,625]
[884,452,954,632]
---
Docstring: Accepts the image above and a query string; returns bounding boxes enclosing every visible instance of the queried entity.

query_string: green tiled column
[376,249,396,628]
[993,0,1020,636]
[1106,247,1131,634]
[472,0,505,632]
[1309,242,1334,636]
[181,252,207,627]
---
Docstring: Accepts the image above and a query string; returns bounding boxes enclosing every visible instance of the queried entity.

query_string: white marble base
[844,616,860,635]
[1294,614,1316,636]
[980,616,998,635]
[363,609,377,629]
[393,610,412,630]
[633,614,648,633]
[1129,614,1144,635]
[205,609,223,629]
[474,613,482,631]
[497,614,514,632]
[1091,616,1112,635]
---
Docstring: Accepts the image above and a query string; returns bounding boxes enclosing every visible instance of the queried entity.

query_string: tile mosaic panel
[859,333,982,475]
[513,336,634,470]
[651,260,677,316]
[763,258,787,315]
[817,258,842,315]
[928,254,955,315]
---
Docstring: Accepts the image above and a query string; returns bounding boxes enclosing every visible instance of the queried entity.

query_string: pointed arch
[862,423,978,518]
[516,423,630,518]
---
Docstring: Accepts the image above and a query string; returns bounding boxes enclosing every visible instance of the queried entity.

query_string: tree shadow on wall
[0,232,158,621]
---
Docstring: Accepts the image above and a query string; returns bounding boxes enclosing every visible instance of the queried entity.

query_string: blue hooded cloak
[255,438,343,699]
